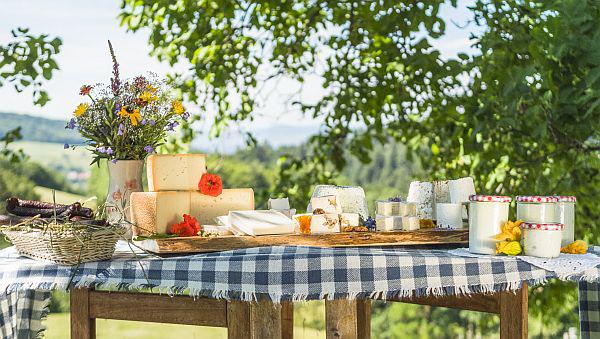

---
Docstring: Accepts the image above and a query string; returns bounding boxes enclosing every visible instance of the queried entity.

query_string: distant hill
[0,112,83,144]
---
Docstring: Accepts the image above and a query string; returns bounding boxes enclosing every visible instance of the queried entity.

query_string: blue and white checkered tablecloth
[1,242,599,338]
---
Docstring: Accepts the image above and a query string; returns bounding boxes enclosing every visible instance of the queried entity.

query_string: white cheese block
[449,177,476,203]
[376,215,403,232]
[191,188,254,225]
[229,210,295,236]
[147,154,207,191]
[407,181,434,219]
[401,216,420,231]
[309,195,342,214]
[202,225,234,236]
[435,203,463,229]
[339,213,360,228]
[376,201,399,216]
[130,191,191,236]
[268,197,290,210]
[400,202,417,217]
[306,185,369,219]
[310,213,341,234]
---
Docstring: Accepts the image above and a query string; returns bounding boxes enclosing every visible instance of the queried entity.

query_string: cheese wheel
[130,191,191,236]
[190,188,255,225]
[147,154,207,191]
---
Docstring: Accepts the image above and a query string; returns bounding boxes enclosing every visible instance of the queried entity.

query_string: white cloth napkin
[449,248,600,279]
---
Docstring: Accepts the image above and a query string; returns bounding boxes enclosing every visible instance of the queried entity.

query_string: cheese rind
[147,154,207,191]
[407,181,434,219]
[191,188,255,225]
[130,191,191,236]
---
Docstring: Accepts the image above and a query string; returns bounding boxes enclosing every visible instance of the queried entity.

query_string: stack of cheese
[375,198,419,231]
[130,154,255,236]
[407,177,476,229]
[268,198,296,218]
[295,195,362,234]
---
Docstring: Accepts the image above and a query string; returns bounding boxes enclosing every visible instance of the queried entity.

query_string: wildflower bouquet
[66,41,187,164]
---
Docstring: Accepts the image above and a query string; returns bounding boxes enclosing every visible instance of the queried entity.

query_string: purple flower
[106,147,114,155]
[65,118,76,130]
[63,143,69,149]
[149,120,156,126]
[166,121,179,131]
[144,145,154,153]
[141,119,147,125]
[111,159,118,164]
[118,123,125,136]
[114,102,122,115]
[182,112,190,120]
[98,146,107,153]
[108,41,121,96]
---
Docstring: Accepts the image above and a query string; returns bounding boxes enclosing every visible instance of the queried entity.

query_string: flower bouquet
[66,41,188,231]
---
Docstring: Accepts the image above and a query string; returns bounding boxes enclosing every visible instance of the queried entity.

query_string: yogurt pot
[468,195,511,255]
[554,196,576,247]
[520,222,564,258]
[516,196,559,223]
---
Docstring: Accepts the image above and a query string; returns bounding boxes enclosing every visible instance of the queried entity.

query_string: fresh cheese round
[306,185,369,219]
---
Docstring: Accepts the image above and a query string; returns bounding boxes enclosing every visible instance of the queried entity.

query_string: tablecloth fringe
[34,293,50,339]
[7,273,600,303]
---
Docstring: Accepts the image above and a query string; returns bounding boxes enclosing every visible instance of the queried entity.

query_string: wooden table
[70,283,527,338]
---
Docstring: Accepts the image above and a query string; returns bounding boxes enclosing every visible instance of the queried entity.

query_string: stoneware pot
[106,159,144,238]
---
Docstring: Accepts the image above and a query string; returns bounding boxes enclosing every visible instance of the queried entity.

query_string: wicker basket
[3,228,123,265]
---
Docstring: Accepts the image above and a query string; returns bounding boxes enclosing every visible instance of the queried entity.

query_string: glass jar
[468,195,511,254]
[554,196,576,246]
[516,196,559,223]
[520,222,564,258]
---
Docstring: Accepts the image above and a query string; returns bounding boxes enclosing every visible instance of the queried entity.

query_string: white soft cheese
[268,197,290,210]
[307,185,369,219]
[310,213,341,234]
[147,154,207,191]
[229,210,296,236]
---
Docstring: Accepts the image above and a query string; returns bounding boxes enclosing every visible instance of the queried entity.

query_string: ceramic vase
[106,159,144,238]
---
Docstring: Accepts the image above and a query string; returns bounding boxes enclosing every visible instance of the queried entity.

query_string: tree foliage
[0,28,61,106]
[119,0,598,336]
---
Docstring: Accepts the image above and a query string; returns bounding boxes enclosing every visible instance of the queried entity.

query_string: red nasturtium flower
[198,173,223,197]
[79,85,93,96]
[170,214,201,237]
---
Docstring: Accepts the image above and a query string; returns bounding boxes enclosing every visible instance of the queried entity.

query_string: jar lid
[515,195,559,203]
[469,195,512,203]
[553,196,577,203]
[520,222,564,231]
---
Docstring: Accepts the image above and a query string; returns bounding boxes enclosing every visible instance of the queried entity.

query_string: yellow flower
[496,241,522,256]
[118,106,142,126]
[493,220,523,242]
[146,84,157,93]
[172,100,185,115]
[139,91,158,103]
[561,240,588,254]
[74,103,89,117]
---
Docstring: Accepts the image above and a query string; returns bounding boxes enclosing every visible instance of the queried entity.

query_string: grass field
[13,141,92,172]
[44,313,326,339]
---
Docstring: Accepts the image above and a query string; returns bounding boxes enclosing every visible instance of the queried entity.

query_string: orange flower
[170,214,201,237]
[79,85,92,96]
[198,173,222,197]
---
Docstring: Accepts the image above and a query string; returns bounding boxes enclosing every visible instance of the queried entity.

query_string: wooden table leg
[325,299,371,339]
[499,282,528,339]
[227,300,283,339]
[281,301,294,339]
[70,288,96,339]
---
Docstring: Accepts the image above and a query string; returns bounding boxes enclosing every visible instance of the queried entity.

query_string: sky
[0,1,477,151]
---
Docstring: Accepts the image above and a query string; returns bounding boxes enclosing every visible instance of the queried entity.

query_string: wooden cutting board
[133,229,468,254]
